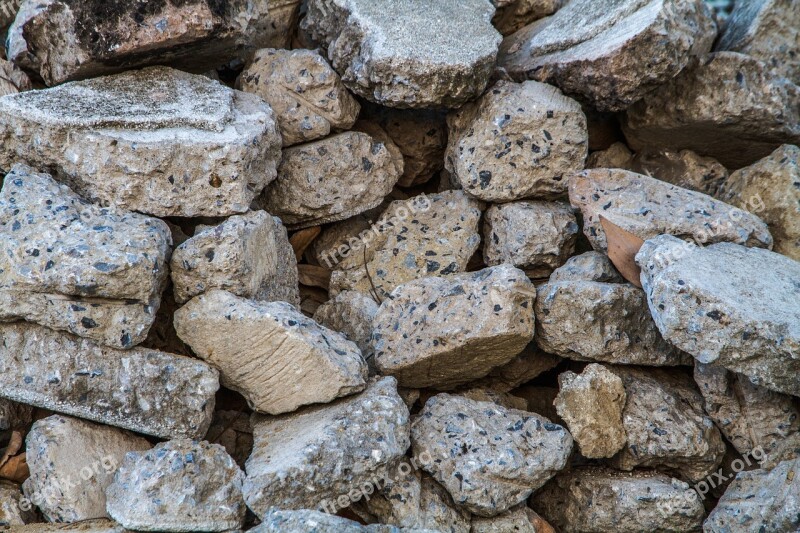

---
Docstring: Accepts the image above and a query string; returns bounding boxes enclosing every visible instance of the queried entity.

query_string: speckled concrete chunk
[0,164,171,349]
[313,290,379,372]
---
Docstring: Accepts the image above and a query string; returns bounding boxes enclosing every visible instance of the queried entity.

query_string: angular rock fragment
[637,235,800,396]
[243,377,410,515]
[411,393,572,516]
[0,480,34,526]
[0,67,282,217]
[0,322,218,439]
[302,0,501,108]
[483,201,579,277]
[0,520,130,532]
[445,80,587,202]
[498,0,716,111]
[170,210,299,306]
[623,52,800,168]
[106,439,246,532]
[22,415,150,523]
[458,388,528,412]
[252,508,432,532]
[585,141,634,170]
[473,344,562,392]
[471,505,554,533]
[629,147,729,196]
[174,290,367,415]
[548,251,623,284]
[492,0,562,36]
[204,410,253,469]
[313,290,379,371]
[373,265,537,389]
[238,48,360,146]
[569,169,773,253]
[0,164,171,349]
[0,58,31,97]
[532,467,706,532]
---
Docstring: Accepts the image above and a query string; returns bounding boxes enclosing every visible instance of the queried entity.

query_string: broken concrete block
[251,508,433,532]
[458,388,528,412]
[471,505,554,533]
[445,80,587,202]
[0,164,171,349]
[0,67,282,218]
[0,480,34,526]
[174,289,367,415]
[585,141,634,170]
[547,251,624,284]
[492,0,562,36]
[313,290,379,372]
[629,148,729,196]
[2,520,131,532]
[0,58,31,97]
[373,265,537,389]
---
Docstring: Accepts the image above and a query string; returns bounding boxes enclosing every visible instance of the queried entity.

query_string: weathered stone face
[0,58,31,97]
[492,0,562,36]
[627,147,729,196]
[0,480,34,526]
[313,290,379,372]
[0,67,282,217]
[251,509,389,532]
[469,343,562,393]
[471,505,553,533]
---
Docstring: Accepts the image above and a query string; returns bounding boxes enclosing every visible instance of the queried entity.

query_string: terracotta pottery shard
[600,215,644,288]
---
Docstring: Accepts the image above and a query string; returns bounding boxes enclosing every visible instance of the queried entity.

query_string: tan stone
[471,343,562,393]
[492,0,562,36]
[313,290,379,372]
[0,58,31,96]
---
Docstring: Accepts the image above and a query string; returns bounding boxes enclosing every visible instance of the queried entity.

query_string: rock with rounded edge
[313,290,379,371]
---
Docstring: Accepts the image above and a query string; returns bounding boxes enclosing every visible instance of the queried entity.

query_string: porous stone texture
[445,80,587,202]
[7,0,300,85]
[373,265,537,389]
[238,48,360,146]
[482,201,579,277]
[471,505,553,533]
[243,377,410,515]
[174,289,367,415]
[302,0,501,108]
[411,393,572,517]
[637,235,800,396]
[532,467,706,532]
[471,343,562,393]
[704,458,800,533]
[498,0,716,112]
[609,367,726,482]
[554,364,627,459]
[0,58,31,97]
[329,191,482,300]
[492,0,562,36]
[717,144,800,261]
[22,415,150,523]
[535,252,691,366]
[257,131,402,229]
[569,168,773,253]
[106,439,246,532]
[0,480,34,526]
[170,210,300,306]
[313,290,379,371]
[0,67,282,218]
[623,52,800,168]
[0,164,171,349]
[0,322,218,439]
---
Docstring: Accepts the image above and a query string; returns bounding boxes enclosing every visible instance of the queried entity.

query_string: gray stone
[0,164,171,349]
[0,322,218,439]
[0,480,34,526]
[492,0,562,36]
[470,505,553,533]
[0,67,282,217]
[302,0,501,108]
[445,80,587,202]
[174,290,367,415]
[0,520,131,532]
[0,58,31,97]
[547,251,624,284]
[251,508,437,532]
[637,235,800,396]
[313,290,379,372]
[106,439,246,532]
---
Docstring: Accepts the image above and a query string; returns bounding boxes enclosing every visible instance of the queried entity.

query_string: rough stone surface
[471,343,562,393]
[0,480,34,526]
[585,141,634,170]
[458,388,528,412]
[257,131,402,229]
[313,290,379,372]
[535,252,691,366]
[0,520,130,532]
[0,322,218,439]
[106,439,246,532]
[492,0,562,36]
[629,147,729,196]
[483,200,579,277]
[470,505,553,533]
[569,168,773,253]
[0,164,171,349]
[717,144,800,261]
[0,67,282,217]
[637,235,800,396]
[302,0,501,108]
[174,289,367,415]
[0,398,33,431]
[170,210,300,306]
[243,377,410,515]
[204,410,253,469]
[238,48,360,146]
[373,265,537,389]
[0,58,31,96]
[251,508,436,532]
[498,0,716,112]
[532,467,706,533]
[554,364,627,459]
[22,415,150,523]
[623,52,800,168]
[412,393,572,517]
[445,80,587,202]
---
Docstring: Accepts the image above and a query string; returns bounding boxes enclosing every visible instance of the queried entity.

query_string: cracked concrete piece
[373,265,537,390]
[170,210,299,306]
[238,48,360,147]
[106,439,245,532]
[637,235,800,397]
[0,67,282,217]
[243,377,410,515]
[0,58,31,97]
[445,80,587,202]
[0,322,218,439]
[174,290,367,415]
[471,505,554,533]
[569,168,773,253]
[0,164,171,349]
[313,290,379,372]
[498,0,716,112]
[492,0,562,36]
[22,415,150,523]
[547,251,624,284]
[411,393,572,517]
[302,0,501,108]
